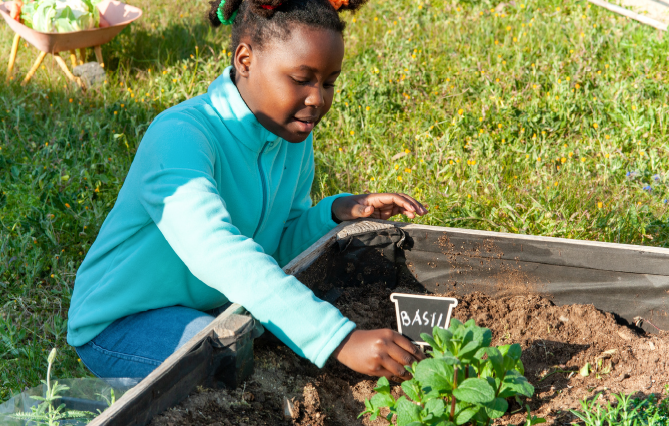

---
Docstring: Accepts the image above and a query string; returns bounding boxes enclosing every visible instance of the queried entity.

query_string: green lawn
[1,0,668,406]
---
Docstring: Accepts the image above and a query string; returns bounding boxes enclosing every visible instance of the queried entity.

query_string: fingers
[399,193,428,215]
[386,341,422,373]
[355,204,374,218]
[393,334,426,362]
[371,193,428,218]
[378,354,412,381]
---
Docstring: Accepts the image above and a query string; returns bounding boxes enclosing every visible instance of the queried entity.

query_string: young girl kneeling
[67,0,428,382]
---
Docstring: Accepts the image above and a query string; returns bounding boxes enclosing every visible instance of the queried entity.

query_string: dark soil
[151,287,668,426]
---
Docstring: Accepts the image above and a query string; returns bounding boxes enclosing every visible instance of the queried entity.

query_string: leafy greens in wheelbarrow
[17,0,104,32]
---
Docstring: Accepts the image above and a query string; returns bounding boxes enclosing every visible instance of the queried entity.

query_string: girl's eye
[292,77,310,85]
[324,83,336,88]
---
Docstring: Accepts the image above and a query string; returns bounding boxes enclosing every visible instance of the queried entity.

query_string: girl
[67,0,428,383]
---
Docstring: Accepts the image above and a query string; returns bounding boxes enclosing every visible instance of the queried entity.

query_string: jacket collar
[208,66,280,152]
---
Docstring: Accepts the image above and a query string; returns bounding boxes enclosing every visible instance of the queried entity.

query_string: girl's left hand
[332,193,428,222]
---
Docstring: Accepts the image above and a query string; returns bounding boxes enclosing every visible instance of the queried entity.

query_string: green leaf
[421,333,438,348]
[374,376,391,394]
[483,397,509,418]
[433,421,456,426]
[458,339,481,359]
[506,343,522,360]
[480,328,492,348]
[396,397,422,426]
[498,370,535,398]
[415,358,455,394]
[401,378,422,402]
[452,378,495,404]
[454,405,480,425]
[423,398,446,418]
[448,318,464,331]
[459,325,492,359]
[433,326,453,351]
[370,391,396,409]
[436,355,461,366]
[484,347,504,378]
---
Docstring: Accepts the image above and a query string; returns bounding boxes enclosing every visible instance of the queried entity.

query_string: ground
[1,0,669,408]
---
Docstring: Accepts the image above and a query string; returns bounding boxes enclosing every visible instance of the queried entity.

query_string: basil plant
[360,319,542,426]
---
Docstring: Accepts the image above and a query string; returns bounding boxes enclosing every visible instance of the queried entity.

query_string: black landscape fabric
[297,225,669,334]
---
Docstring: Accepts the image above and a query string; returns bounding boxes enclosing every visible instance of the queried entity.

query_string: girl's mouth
[292,116,318,133]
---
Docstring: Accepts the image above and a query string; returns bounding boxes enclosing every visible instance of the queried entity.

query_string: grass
[570,390,669,425]
[0,0,668,409]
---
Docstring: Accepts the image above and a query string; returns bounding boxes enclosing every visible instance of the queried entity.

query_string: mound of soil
[151,282,668,426]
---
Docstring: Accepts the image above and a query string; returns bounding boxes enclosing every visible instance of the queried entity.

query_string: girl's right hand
[332,329,425,381]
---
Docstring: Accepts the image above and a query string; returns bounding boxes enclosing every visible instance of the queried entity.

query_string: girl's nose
[305,85,325,108]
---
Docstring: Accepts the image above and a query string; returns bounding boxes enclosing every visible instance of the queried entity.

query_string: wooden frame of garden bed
[89,219,669,425]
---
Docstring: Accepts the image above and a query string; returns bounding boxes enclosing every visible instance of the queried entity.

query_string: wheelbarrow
[1,0,142,87]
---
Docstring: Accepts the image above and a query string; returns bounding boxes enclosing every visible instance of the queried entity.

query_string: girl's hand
[332,329,426,381]
[332,193,428,221]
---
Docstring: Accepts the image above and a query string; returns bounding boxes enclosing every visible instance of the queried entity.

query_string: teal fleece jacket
[67,66,356,367]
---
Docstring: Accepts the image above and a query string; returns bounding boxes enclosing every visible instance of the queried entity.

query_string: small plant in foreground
[11,348,94,426]
[360,319,540,426]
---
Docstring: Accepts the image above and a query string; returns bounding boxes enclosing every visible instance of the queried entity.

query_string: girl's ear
[234,43,253,78]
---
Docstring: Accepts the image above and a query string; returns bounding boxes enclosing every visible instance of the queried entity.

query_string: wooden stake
[53,53,85,89]
[94,46,104,68]
[587,0,668,31]
[78,48,87,65]
[69,50,79,68]
[21,51,47,86]
[6,34,20,83]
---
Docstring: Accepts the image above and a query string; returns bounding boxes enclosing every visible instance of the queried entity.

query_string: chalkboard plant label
[390,293,458,346]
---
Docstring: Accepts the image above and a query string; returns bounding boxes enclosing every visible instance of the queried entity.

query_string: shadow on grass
[100,18,230,72]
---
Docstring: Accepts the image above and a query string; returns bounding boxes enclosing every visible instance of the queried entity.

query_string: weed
[570,392,669,426]
[11,348,94,425]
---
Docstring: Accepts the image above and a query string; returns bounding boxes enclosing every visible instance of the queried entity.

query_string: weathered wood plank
[587,0,668,31]
[89,303,248,426]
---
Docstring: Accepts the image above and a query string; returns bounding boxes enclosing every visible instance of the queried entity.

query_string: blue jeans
[75,304,231,380]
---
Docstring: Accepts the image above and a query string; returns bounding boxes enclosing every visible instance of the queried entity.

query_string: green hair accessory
[217,0,238,25]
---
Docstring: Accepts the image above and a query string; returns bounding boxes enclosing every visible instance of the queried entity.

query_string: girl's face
[233,25,345,143]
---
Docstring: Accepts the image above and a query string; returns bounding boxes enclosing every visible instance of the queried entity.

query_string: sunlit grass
[1,0,668,404]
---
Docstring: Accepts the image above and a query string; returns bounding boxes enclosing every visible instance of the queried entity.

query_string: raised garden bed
[92,220,669,425]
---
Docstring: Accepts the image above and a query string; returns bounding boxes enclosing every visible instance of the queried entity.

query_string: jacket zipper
[253,141,270,239]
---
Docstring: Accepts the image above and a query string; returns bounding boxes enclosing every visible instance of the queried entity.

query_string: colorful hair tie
[217,0,238,25]
[328,0,349,10]
[261,3,282,9]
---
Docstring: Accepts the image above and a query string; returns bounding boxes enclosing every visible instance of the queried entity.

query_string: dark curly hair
[208,0,367,55]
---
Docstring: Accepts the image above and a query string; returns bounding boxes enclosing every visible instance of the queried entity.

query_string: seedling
[360,319,541,426]
[11,348,94,426]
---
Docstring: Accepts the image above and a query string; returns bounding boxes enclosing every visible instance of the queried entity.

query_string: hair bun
[333,0,368,12]
[328,0,347,10]
[249,0,284,17]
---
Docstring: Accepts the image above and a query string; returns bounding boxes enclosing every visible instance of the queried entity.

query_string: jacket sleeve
[273,136,351,267]
[136,119,356,367]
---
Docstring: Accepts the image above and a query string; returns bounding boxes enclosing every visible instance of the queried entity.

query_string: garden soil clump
[151,281,669,426]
